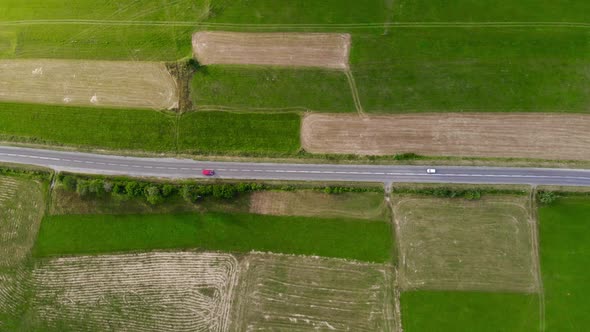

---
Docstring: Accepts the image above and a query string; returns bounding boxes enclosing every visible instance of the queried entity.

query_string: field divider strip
[529,187,546,332]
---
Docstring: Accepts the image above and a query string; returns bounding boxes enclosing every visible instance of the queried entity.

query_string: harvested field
[231,253,398,331]
[302,113,590,160]
[31,251,238,332]
[193,32,350,69]
[0,176,45,326]
[394,195,538,292]
[0,60,178,109]
[249,190,387,220]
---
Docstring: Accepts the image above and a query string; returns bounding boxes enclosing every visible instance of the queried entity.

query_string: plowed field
[231,253,398,331]
[0,60,178,109]
[31,252,238,332]
[302,113,590,160]
[193,31,350,69]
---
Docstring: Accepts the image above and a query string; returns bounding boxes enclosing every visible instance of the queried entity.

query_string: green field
[208,0,391,26]
[0,102,177,151]
[0,0,210,60]
[0,103,300,155]
[401,291,539,332]
[392,0,590,22]
[539,197,590,331]
[191,66,355,112]
[351,28,590,113]
[178,111,300,155]
[34,212,393,262]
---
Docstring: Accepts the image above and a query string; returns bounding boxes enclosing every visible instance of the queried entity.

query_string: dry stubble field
[0,176,44,327]
[249,190,386,220]
[0,60,178,109]
[31,252,238,332]
[302,113,590,160]
[393,195,538,292]
[193,31,351,69]
[231,253,398,331]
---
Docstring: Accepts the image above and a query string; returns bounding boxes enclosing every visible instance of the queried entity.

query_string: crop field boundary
[529,188,546,332]
[345,70,365,116]
[1,20,590,30]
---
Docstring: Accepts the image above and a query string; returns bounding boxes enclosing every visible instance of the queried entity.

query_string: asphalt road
[1,146,590,186]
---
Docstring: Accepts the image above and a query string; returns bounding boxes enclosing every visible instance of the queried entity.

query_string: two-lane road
[1,146,590,186]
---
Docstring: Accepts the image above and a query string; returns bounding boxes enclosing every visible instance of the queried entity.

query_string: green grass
[0,103,301,155]
[401,291,540,332]
[392,0,590,22]
[539,197,590,331]
[351,28,590,113]
[33,212,393,262]
[0,0,209,60]
[191,66,355,112]
[178,111,301,155]
[208,0,391,25]
[0,102,176,151]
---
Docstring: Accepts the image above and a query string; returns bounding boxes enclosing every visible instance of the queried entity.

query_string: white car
[426,168,437,174]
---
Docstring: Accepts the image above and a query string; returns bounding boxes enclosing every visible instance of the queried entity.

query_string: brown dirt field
[193,31,350,69]
[249,190,387,220]
[231,253,398,331]
[302,113,590,160]
[0,59,178,110]
[393,195,538,292]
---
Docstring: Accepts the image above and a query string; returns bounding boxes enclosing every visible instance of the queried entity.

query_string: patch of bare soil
[193,31,350,69]
[32,252,239,332]
[231,253,398,331]
[249,190,387,220]
[0,59,178,110]
[393,195,538,292]
[302,113,590,160]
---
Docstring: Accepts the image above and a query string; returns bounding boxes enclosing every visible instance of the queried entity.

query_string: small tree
[61,176,77,191]
[161,184,175,197]
[76,179,91,197]
[145,185,163,205]
[538,191,557,205]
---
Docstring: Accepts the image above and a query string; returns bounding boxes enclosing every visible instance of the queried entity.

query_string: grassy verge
[178,111,300,155]
[191,66,355,112]
[33,212,393,262]
[400,291,539,332]
[539,197,590,331]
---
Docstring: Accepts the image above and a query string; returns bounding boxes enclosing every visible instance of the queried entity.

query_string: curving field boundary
[193,31,350,69]
[302,113,590,160]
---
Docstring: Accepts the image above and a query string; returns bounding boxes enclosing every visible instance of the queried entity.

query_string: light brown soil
[32,252,239,332]
[302,113,590,160]
[393,195,538,292]
[193,31,350,69]
[231,253,398,331]
[0,59,178,110]
[249,190,387,220]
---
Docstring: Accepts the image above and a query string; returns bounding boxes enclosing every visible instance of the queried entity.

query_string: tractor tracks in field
[1,20,590,30]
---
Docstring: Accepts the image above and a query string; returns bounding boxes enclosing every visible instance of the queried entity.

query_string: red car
[202,169,215,176]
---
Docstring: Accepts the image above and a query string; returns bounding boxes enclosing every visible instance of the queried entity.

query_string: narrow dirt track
[302,113,590,160]
[193,31,350,69]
